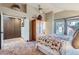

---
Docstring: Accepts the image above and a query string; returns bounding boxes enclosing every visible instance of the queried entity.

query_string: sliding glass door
[54,17,79,37]
[55,20,65,35]
[67,19,79,36]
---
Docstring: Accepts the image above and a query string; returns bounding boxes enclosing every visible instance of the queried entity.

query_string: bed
[36,34,68,55]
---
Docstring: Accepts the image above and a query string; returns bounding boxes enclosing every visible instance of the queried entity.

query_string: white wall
[21,4,39,41]
[45,11,54,35]
[26,4,39,20]
[21,18,29,41]
[55,10,79,19]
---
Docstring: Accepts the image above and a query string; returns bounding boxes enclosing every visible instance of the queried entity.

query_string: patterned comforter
[37,34,67,55]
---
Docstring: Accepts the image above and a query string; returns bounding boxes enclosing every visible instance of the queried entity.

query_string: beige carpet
[0,38,44,55]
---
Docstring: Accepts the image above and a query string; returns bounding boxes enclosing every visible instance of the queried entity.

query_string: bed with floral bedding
[36,34,68,55]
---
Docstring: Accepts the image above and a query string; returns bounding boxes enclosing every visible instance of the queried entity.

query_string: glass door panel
[67,19,79,36]
[55,20,65,35]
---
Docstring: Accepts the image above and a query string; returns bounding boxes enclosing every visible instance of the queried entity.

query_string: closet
[31,19,37,41]
[31,19,46,41]
[3,16,21,39]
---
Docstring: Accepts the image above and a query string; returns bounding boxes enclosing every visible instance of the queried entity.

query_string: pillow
[50,40,62,51]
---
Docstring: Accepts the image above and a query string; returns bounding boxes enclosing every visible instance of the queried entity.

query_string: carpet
[0,38,44,55]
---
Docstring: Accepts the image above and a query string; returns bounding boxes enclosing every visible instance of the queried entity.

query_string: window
[67,19,79,36]
[54,17,79,37]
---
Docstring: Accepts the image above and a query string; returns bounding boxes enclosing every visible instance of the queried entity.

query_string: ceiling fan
[37,4,46,20]
[38,4,45,14]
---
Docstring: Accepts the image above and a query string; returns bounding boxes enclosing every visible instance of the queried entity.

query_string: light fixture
[37,5,44,20]
[38,5,44,14]
[37,15,42,20]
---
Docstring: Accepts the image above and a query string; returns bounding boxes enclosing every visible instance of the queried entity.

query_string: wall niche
[0,3,27,13]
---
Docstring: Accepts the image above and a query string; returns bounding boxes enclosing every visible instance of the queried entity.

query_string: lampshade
[72,30,79,49]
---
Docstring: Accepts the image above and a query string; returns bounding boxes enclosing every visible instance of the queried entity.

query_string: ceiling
[28,3,79,13]
[0,3,26,13]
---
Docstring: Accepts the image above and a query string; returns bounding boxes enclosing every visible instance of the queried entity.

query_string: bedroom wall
[21,18,29,41]
[22,4,55,41]
[55,10,79,19]
[26,4,39,41]
[45,11,54,35]
[26,4,39,19]
[23,4,47,41]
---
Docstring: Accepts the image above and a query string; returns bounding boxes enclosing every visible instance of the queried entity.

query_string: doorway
[3,16,21,39]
